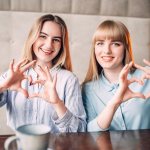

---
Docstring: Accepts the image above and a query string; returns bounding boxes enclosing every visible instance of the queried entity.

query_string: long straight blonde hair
[83,20,135,84]
[22,14,72,71]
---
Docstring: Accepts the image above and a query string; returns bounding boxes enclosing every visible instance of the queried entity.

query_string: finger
[128,77,143,85]
[36,65,46,78]
[45,66,52,81]
[9,59,15,72]
[29,93,41,99]
[119,64,130,79]
[128,61,133,68]
[24,75,33,85]
[120,64,129,75]
[123,62,133,72]
[134,63,147,73]
[141,74,150,81]
[18,88,29,98]
[131,92,145,99]
[143,59,150,66]
[21,60,36,72]
[15,59,28,71]
[145,93,150,99]
[125,61,133,74]
[20,59,29,67]
[31,79,45,85]
[53,74,57,87]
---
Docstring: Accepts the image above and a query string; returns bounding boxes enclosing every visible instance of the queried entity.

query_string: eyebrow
[111,40,122,42]
[96,39,122,42]
[40,32,62,39]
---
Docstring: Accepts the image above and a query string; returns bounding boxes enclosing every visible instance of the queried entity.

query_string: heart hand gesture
[0,59,36,98]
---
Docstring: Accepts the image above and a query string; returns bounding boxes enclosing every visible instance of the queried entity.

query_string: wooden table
[1,129,150,150]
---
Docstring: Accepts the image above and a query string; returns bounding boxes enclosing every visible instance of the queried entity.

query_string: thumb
[145,93,150,99]
[29,93,41,99]
[18,88,29,98]
[131,92,145,99]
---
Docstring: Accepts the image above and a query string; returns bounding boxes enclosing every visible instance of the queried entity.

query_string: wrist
[109,88,125,106]
[52,99,67,118]
[0,84,8,92]
[52,99,63,107]
[107,98,121,110]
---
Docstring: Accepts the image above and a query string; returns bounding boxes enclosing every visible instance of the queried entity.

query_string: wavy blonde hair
[83,20,135,83]
[21,14,72,71]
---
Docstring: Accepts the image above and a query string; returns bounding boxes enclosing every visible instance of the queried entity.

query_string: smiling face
[95,38,124,72]
[84,20,135,83]
[32,21,62,68]
[92,21,128,73]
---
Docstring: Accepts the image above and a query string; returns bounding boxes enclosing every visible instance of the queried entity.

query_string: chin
[101,64,114,69]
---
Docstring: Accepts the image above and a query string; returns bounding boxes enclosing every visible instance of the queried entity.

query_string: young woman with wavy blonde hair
[0,14,86,133]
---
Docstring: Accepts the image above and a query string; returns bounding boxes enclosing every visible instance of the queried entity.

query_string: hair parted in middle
[22,14,72,71]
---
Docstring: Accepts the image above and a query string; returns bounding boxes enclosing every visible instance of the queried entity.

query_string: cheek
[116,49,124,59]
[32,44,37,54]
[94,49,101,63]
[33,39,42,48]
[94,47,101,58]
[32,40,42,52]
[53,49,61,58]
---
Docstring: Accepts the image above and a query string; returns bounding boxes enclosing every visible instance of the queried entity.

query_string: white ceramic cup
[4,124,51,150]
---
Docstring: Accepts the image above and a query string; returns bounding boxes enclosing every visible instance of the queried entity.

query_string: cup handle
[4,136,18,150]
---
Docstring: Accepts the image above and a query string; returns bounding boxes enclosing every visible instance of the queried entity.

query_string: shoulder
[56,68,80,85]
[82,80,98,93]
[58,68,76,77]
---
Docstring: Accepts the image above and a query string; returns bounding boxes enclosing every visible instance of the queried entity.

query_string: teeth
[102,56,113,61]
[40,48,52,54]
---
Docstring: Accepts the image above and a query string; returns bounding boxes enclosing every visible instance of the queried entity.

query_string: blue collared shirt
[82,67,150,132]
[0,67,86,133]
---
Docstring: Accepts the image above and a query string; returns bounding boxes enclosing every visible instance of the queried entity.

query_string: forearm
[97,91,123,129]
[97,100,119,129]
[52,109,86,132]
[53,99,67,118]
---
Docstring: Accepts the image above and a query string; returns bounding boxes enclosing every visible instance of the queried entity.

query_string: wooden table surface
[1,129,150,150]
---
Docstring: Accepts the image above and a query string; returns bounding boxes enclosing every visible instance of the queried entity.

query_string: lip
[101,56,114,61]
[40,48,53,55]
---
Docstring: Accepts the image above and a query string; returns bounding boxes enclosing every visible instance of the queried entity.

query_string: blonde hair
[84,20,135,83]
[22,14,72,71]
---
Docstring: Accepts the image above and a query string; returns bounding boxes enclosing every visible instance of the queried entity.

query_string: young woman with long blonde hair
[82,20,150,132]
[0,14,86,133]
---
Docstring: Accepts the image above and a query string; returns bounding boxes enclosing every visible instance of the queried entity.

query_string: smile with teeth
[40,48,53,55]
[102,56,114,61]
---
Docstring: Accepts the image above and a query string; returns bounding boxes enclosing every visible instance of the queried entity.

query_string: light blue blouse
[0,67,86,133]
[82,68,150,132]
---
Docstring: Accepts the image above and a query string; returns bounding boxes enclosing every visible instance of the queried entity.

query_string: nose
[44,38,53,50]
[103,43,111,54]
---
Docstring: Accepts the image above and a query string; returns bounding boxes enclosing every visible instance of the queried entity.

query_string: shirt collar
[100,71,119,92]
[28,65,61,79]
